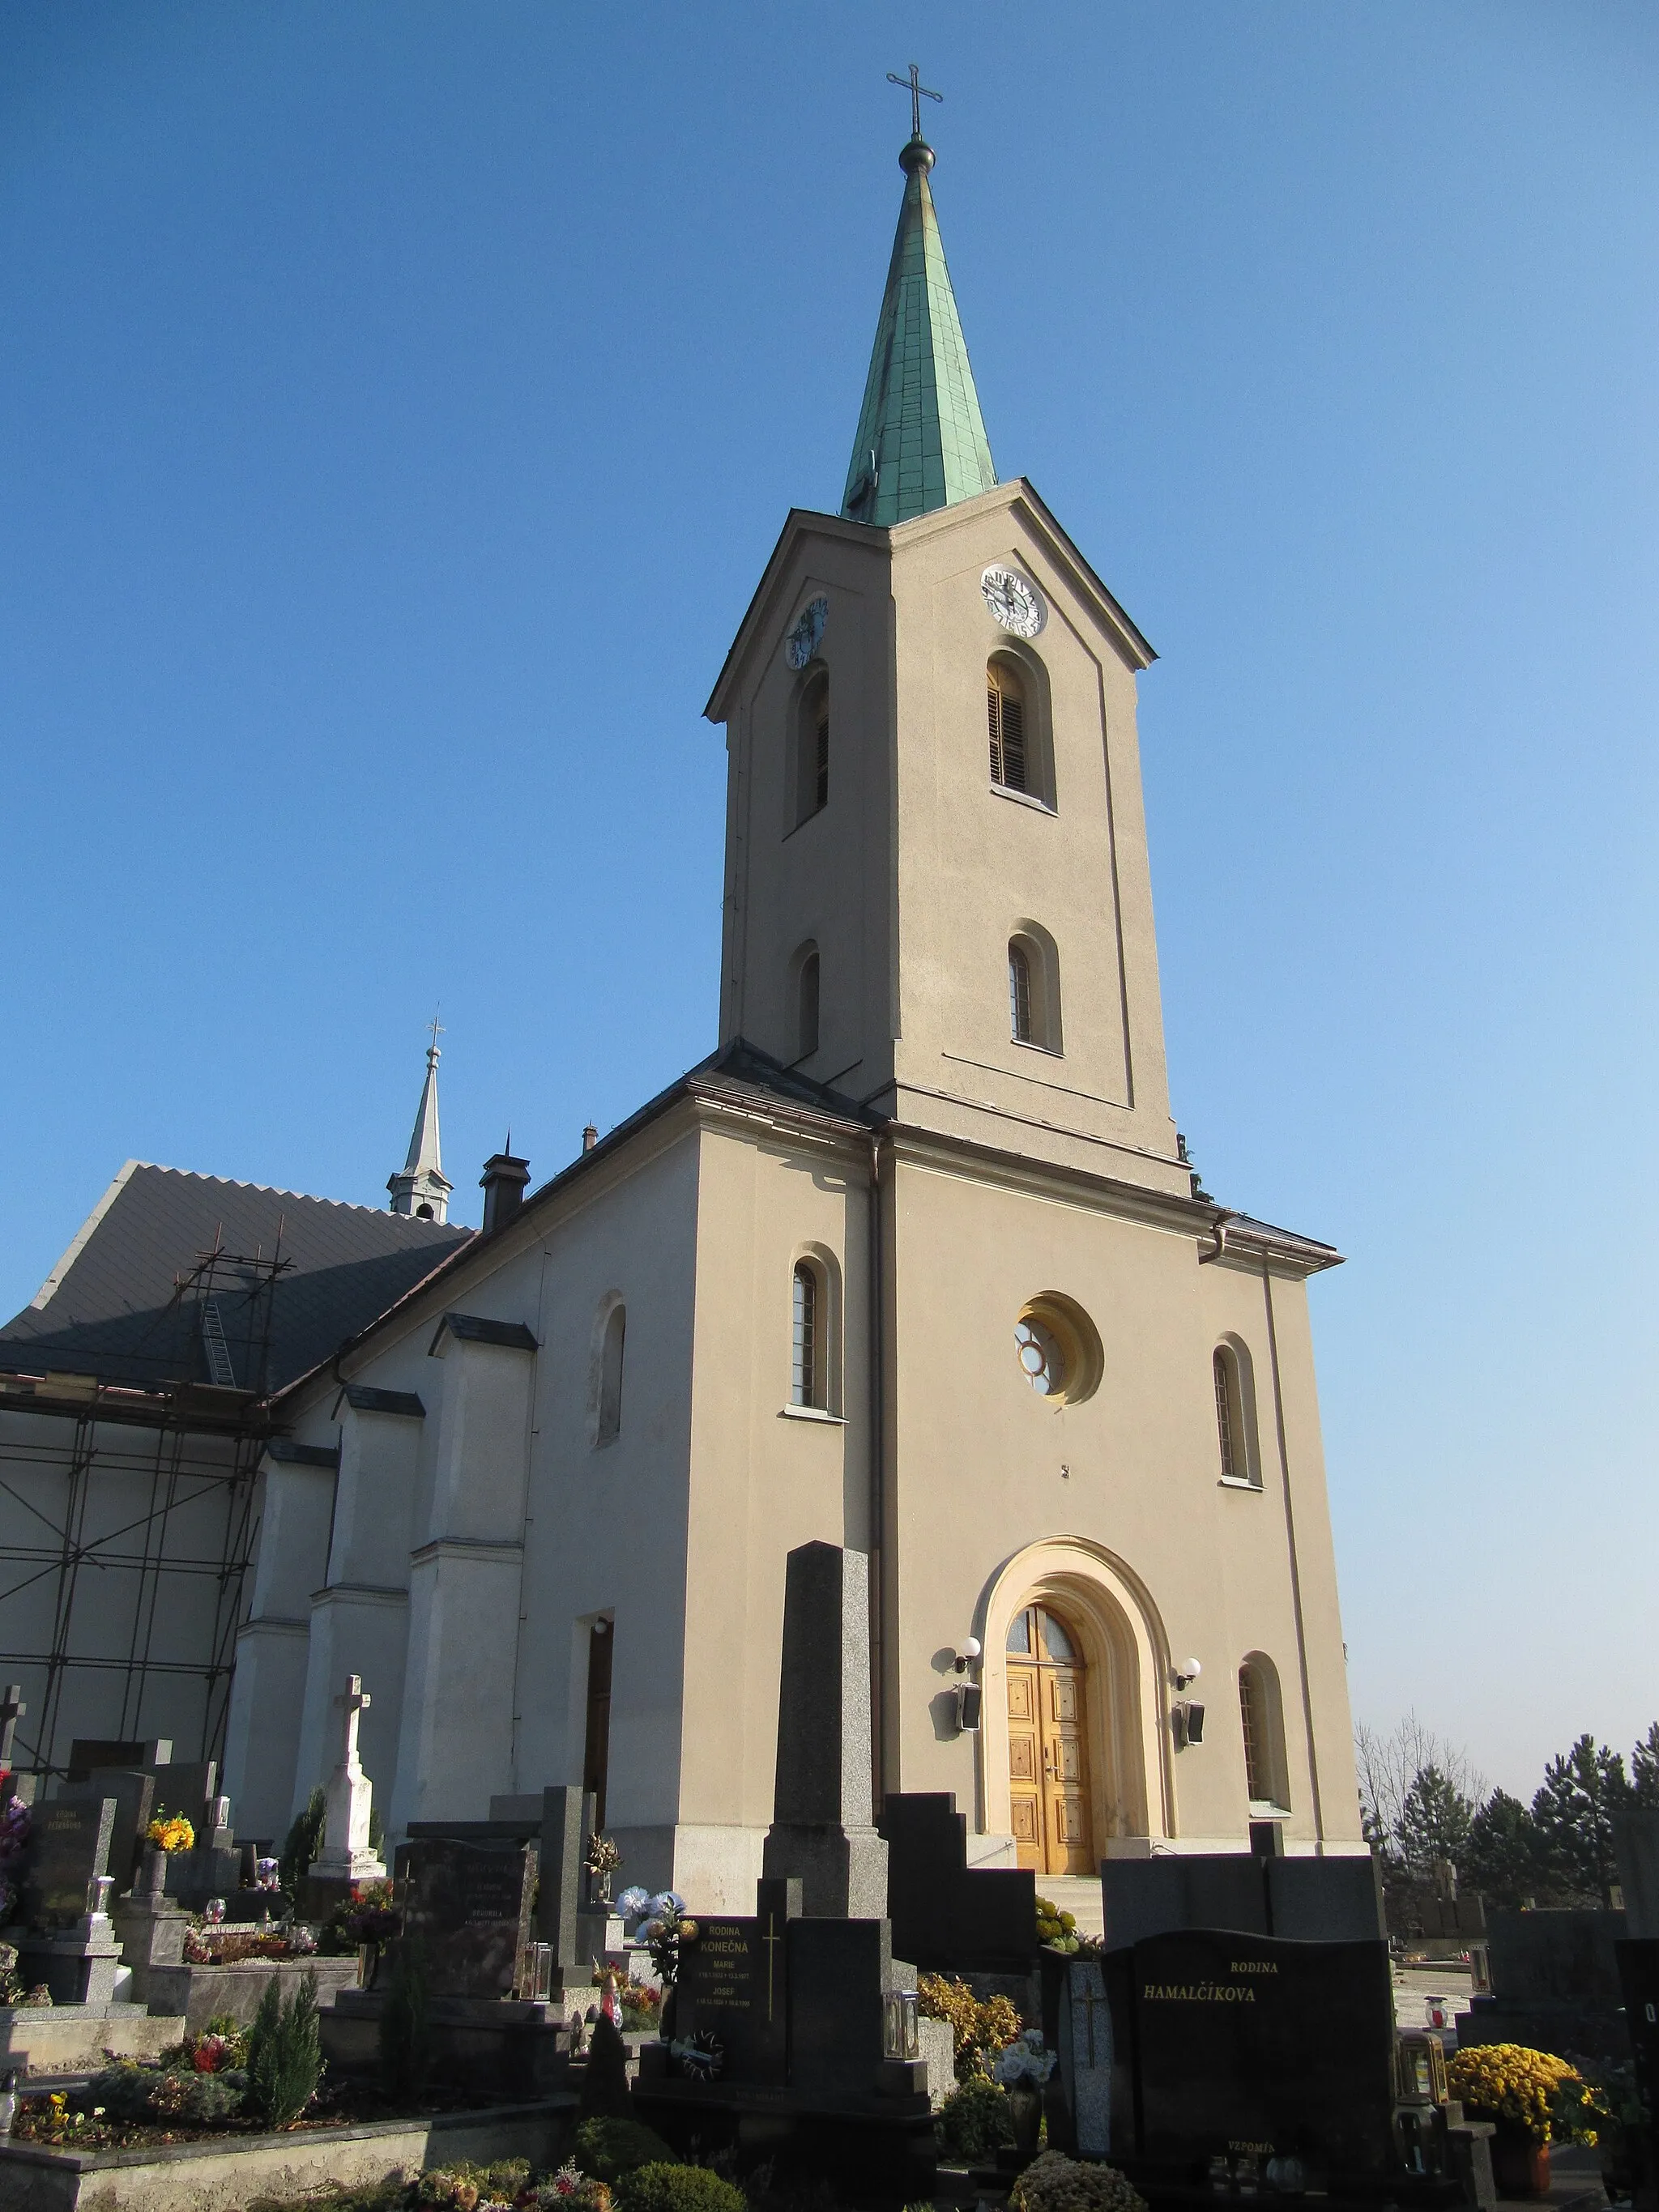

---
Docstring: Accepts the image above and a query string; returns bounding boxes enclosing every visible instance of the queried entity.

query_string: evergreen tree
[1530,1735,1631,1903]
[1461,1790,1542,1910]
[1396,1764,1476,1875]
[279,1786,327,1895]
[1631,1723,1659,1809]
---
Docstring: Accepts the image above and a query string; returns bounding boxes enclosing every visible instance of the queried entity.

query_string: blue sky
[3,2,1655,1800]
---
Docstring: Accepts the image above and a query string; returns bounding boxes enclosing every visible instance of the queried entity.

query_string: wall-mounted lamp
[1171,1700,1206,1750]
[1171,1656,1202,1691]
[953,1637,982,1677]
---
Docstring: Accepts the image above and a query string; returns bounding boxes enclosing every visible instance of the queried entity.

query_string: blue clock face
[786,596,828,670]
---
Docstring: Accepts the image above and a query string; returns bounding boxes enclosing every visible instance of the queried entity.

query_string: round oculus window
[1013,1294,1104,1409]
[1015,1317,1066,1396]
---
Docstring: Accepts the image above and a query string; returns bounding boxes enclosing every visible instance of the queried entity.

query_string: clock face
[786,596,828,670]
[981,565,1047,639]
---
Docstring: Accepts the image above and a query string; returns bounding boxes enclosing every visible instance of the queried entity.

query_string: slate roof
[0,1162,470,1394]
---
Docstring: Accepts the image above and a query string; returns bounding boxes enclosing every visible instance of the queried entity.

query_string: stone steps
[1038,1874,1105,1941]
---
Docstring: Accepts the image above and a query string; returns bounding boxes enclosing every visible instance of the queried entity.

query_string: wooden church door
[1006,1603,1094,1875]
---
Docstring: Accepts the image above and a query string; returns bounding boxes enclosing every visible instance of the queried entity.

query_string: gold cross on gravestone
[886,62,942,141]
[1080,1977,1103,2066]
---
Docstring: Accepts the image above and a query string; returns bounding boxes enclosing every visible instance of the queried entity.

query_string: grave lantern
[882,1986,919,2061]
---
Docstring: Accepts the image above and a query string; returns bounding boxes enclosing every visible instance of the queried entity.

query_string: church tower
[707,125,1183,1196]
[387,1030,453,1223]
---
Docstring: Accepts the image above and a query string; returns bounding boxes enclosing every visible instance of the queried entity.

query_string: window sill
[1012,1037,1064,1060]
[1248,1803,1292,1821]
[1218,1476,1262,1492]
[990,782,1056,817]
[780,1404,845,1426]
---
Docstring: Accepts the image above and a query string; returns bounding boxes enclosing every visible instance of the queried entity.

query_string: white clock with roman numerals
[981,565,1047,639]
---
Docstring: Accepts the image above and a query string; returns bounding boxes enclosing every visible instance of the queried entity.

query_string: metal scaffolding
[0,1240,290,1784]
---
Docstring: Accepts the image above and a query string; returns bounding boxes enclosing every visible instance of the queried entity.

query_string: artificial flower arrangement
[146,1810,195,1854]
[1446,2044,1584,2144]
[584,1833,623,1901]
[183,1919,318,1965]
[1012,2150,1149,2212]
[994,2027,1058,2087]
[616,1889,697,1988]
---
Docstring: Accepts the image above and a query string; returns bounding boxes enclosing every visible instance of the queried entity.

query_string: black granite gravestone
[787,1915,896,2098]
[1615,1941,1659,2204]
[1101,1851,1384,1950]
[1457,1907,1629,2062]
[678,1893,792,2086]
[879,1792,1036,1973]
[66,1738,171,1781]
[1110,1929,1396,2187]
[395,1836,536,1998]
[24,1797,115,1931]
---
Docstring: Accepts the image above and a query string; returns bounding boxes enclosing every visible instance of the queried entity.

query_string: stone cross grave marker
[314,1674,386,1881]
[0,1684,24,1771]
[62,1769,156,1895]
[397,1835,537,1998]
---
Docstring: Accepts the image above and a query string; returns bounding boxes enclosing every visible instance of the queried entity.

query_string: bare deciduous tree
[1354,1713,1487,1861]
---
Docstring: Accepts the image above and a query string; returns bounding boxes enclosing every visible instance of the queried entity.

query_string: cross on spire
[426,1009,445,1063]
[886,62,942,142]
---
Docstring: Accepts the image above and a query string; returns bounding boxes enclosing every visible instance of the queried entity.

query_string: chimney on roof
[582,1124,598,1154]
[480,1142,531,1235]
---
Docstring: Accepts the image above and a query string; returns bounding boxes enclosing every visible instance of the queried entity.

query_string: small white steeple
[388,1018,454,1224]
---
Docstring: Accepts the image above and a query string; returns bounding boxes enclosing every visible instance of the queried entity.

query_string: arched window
[596,1302,625,1445]
[1009,942,1033,1044]
[1213,1339,1260,1488]
[797,947,821,1060]
[1009,925,1062,1053]
[785,1247,842,1416]
[791,1262,819,1408]
[795,668,829,827]
[1213,1349,1239,1479]
[1238,1655,1289,1810]
[987,655,1028,793]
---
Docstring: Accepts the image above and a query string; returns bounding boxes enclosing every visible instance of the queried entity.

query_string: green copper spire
[841,133,997,526]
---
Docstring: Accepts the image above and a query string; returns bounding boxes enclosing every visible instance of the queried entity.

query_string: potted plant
[1447,2043,1583,2198]
[994,2027,1057,2163]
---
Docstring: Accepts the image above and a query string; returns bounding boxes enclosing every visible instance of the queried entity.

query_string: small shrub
[574,2116,679,2184]
[918,1974,1023,2083]
[86,2063,165,2123]
[414,2161,531,2206]
[936,2074,1014,2159]
[279,1785,328,1894]
[1011,2150,1147,2212]
[245,1969,323,2127]
[617,2165,747,2212]
[380,1940,432,2103]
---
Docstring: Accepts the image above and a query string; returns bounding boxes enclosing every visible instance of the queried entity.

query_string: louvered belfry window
[987,660,1028,792]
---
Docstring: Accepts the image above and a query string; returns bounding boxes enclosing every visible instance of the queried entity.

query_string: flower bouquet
[995,2028,1056,2160]
[146,1810,195,1854]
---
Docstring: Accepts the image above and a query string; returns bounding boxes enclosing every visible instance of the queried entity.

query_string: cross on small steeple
[886,62,942,142]
[427,1010,445,1062]
[0,1683,24,1771]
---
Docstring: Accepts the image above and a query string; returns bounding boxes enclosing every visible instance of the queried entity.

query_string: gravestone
[1456,1907,1629,2063]
[535,1784,602,2000]
[147,1758,217,1839]
[762,1541,888,1917]
[66,1737,172,1781]
[1101,1852,1383,1951]
[23,1797,115,1931]
[787,1913,909,2098]
[1614,1813,1659,1940]
[1614,1941,1659,2205]
[1111,1929,1396,2187]
[880,1792,1036,1973]
[395,1835,536,1998]
[1040,1951,1111,2156]
[59,1768,155,1894]
[676,1876,796,2086]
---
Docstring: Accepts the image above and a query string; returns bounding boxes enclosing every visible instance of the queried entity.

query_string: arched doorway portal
[1006,1601,1094,1874]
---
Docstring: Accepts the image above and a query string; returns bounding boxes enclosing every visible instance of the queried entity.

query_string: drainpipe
[868,1129,887,1812]
[1260,1253,1327,1852]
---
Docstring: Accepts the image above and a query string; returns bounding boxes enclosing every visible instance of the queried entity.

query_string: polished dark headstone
[395,1835,536,1998]
[1615,1941,1659,2200]
[679,1910,790,2085]
[24,1796,116,1930]
[787,1915,903,2098]
[1041,1950,1112,2156]
[1102,1851,1384,1950]
[1112,1929,1395,2184]
[880,1792,1036,1972]
[66,1738,172,1781]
